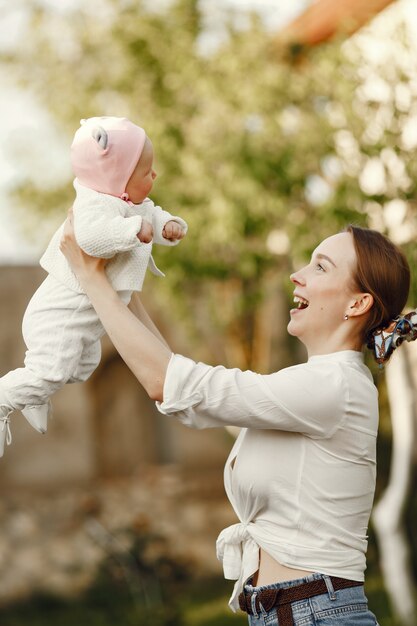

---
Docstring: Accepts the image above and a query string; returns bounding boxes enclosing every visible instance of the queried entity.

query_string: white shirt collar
[308,350,365,364]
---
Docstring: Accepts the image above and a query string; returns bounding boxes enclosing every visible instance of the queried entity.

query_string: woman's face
[287,232,363,355]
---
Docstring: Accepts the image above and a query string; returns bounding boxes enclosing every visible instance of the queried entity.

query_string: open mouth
[293,296,309,310]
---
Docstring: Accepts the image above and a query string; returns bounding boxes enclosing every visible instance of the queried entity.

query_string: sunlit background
[0,0,307,263]
[0,1,417,625]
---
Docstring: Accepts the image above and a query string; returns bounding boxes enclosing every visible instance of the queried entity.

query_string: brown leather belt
[238,576,363,626]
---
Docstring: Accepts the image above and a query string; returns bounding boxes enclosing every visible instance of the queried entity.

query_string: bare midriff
[253,548,313,587]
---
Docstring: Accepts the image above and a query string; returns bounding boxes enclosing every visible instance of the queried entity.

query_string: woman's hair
[345,225,411,357]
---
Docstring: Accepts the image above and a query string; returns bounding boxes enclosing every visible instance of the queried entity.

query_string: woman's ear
[349,293,374,317]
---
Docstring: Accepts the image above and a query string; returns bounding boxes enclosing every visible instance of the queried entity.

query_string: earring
[344,314,349,320]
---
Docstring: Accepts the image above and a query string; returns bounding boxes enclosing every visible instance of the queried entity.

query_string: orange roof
[277,0,395,47]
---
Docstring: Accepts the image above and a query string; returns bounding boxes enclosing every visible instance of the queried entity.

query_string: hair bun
[369,311,417,365]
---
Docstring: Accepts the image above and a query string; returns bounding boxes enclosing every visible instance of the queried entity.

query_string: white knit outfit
[0,180,187,421]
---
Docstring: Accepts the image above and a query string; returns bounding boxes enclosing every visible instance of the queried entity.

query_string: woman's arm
[61,211,348,436]
[158,355,349,437]
[128,292,171,350]
[60,209,171,401]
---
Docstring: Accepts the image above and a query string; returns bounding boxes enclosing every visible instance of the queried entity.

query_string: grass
[0,576,246,626]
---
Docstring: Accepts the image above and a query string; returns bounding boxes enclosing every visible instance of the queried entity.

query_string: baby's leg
[69,341,101,383]
[0,275,105,412]
[69,289,132,382]
[0,281,132,453]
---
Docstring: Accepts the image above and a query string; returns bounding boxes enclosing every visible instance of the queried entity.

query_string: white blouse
[157,350,379,611]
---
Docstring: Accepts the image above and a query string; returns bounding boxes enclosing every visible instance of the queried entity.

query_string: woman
[61,216,411,626]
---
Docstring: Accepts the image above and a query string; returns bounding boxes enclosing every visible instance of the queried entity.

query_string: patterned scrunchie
[367,311,417,365]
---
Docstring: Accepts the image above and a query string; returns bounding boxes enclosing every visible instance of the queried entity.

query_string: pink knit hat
[70,116,146,198]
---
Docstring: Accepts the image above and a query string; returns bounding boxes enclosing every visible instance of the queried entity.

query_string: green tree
[4,1,417,372]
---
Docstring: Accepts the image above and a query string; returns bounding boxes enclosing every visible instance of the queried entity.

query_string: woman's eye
[317,263,325,271]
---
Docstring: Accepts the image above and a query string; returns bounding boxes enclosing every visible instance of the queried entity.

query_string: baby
[0,116,187,456]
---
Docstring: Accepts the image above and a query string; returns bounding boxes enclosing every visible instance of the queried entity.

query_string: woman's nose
[290,269,306,285]
[152,170,157,180]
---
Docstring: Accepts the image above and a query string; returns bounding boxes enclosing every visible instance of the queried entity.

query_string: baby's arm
[73,198,148,258]
[148,201,188,247]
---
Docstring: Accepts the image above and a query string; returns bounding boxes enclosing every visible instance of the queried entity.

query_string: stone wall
[0,466,235,606]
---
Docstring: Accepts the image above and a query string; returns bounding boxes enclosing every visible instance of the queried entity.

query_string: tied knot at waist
[216,522,259,581]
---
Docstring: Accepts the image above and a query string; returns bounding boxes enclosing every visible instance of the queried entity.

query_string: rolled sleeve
[156,354,347,437]
[156,354,204,420]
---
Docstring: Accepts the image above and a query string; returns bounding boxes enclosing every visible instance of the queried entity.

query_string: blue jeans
[243,572,380,625]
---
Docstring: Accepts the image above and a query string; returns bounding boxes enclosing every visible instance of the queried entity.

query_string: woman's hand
[60,207,107,282]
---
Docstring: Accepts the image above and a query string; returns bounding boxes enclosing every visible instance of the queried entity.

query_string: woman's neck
[305,337,363,359]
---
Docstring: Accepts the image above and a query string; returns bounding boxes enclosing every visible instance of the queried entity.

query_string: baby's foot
[21,401,51,434]
[0,407,12,458]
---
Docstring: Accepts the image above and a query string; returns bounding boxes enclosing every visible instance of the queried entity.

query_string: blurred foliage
[0,519,246,626]
[0,571,397,626]
[0,519,397,626]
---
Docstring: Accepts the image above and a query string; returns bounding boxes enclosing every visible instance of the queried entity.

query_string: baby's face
[125,137,157,203]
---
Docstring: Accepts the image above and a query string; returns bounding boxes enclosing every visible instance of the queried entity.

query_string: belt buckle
[239,586,282,615]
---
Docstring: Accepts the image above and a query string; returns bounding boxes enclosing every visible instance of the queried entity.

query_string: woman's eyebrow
[315,253,337,268]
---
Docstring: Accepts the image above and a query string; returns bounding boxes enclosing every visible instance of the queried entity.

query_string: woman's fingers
[61,220,72,249]
[68,207,74,227]
[61,207,75,246]
[59,208,108,278]
[60,207,79,260]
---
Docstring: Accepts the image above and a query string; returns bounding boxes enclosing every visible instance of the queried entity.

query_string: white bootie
[21,401,51,434]
[0,411,12,458]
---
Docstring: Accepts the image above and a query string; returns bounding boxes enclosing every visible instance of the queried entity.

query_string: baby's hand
[163,220,186,241]
[137,220,153,244]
